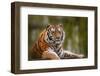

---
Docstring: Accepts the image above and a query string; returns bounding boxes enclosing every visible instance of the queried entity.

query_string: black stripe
[61,32,63,41]
[37,40,42,53]
[56,47,62,56]
[47,30,50,38]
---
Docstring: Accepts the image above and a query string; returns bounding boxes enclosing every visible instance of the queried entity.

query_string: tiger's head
[45,24,65,45]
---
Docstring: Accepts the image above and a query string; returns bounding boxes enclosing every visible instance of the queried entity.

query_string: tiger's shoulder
[30,29,50,58]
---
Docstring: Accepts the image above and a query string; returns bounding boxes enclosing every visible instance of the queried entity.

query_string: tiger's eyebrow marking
[58,28,61,31]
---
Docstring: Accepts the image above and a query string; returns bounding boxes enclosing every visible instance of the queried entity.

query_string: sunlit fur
[30,24,84,60]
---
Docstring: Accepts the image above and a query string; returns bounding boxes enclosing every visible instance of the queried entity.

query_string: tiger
[30,24,84,60]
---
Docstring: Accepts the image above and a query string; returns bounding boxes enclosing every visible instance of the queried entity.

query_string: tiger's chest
[47,46,62,57]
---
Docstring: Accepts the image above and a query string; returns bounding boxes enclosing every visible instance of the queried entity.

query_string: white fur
[51,28,55,32]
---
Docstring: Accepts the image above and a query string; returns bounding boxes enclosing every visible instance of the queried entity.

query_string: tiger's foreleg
[42,51,60,60]
[62,51,84,59]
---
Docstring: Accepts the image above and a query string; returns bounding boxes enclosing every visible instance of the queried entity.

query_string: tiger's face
[46,24,65,45]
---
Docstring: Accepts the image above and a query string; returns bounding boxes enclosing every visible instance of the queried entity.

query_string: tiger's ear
[59,24,63,28]
[46,24,51,30]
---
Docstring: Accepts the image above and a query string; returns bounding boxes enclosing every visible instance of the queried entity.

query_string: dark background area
[28,15,88,60]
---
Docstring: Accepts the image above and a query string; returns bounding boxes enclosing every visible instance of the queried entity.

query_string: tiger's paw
[78,54,84,58]
[42,51,60,60]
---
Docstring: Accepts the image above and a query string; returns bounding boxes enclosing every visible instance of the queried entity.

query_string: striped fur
[31,24,84,60]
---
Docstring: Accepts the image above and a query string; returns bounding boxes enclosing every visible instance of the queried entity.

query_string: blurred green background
[28,15,88,59]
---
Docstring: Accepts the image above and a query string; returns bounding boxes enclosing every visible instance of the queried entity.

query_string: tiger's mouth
[55,41,61,44]
[55,39,61,41]
[54,39,61,44]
